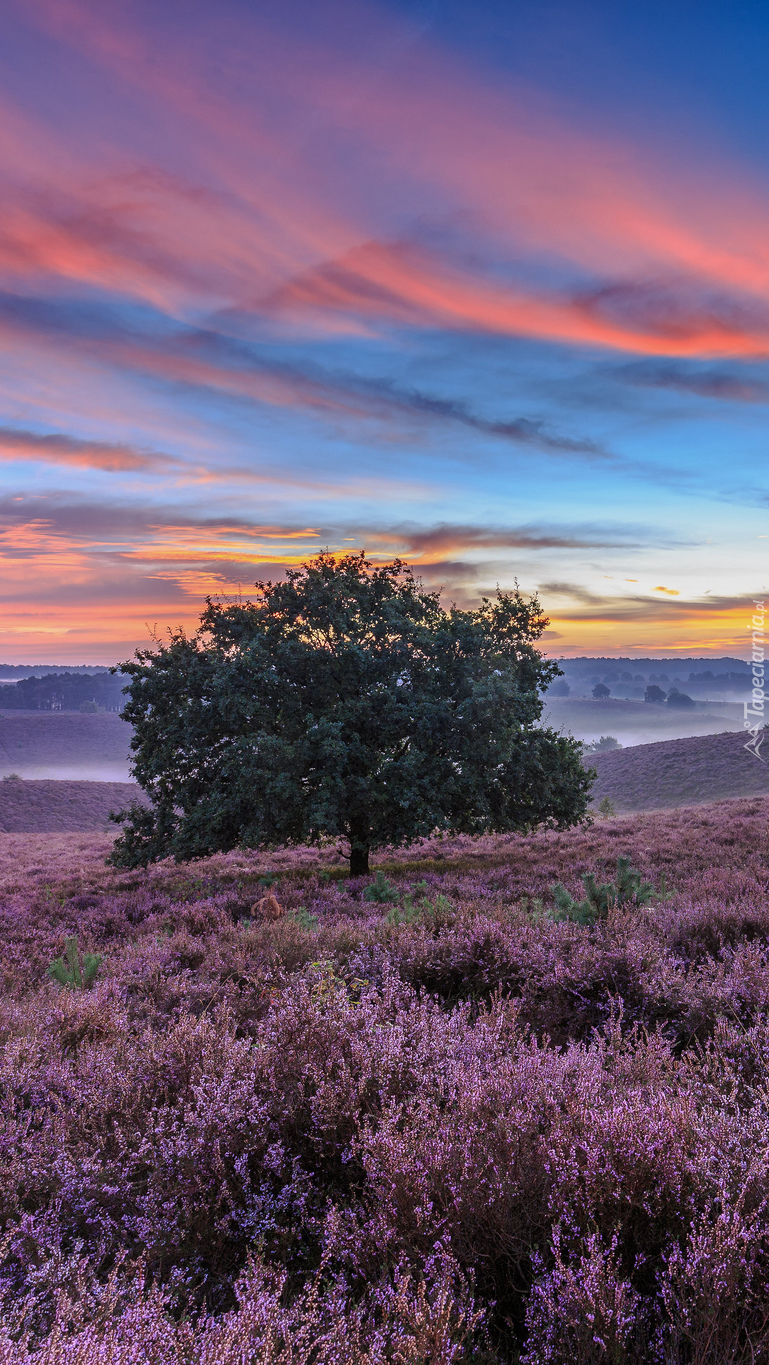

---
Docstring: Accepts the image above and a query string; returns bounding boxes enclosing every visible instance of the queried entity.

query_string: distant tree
[592,683,610,699]
[109,552,594,875]
[547,680,570,697]
[583,735,621,753]
[666,688,696,709]
[645,684,667,704]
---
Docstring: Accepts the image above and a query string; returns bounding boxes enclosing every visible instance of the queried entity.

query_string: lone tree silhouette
[110,553,593,875]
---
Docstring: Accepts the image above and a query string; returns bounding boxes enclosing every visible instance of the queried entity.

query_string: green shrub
[290,907,319,932]
[385,887,457,931]
[583,736,621,754]
[550,857,672,925]
[363,871,400,903]
[47,936,103,989]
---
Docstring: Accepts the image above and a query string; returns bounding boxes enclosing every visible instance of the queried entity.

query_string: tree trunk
[349,842,370,877]
[348,813,370,877]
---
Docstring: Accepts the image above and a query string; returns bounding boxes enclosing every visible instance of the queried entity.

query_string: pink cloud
[4,0,769,358]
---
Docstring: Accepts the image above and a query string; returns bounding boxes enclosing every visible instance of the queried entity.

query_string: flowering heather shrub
[2,796,769,1359]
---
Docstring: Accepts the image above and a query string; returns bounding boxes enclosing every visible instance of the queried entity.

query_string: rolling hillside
[589,728,769,811]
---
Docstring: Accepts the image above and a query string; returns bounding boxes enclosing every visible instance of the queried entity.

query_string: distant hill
[588,729,769,811]
[0,779,147,833]
[550,656,748,669]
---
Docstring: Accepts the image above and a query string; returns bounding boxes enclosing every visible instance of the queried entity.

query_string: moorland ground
[3,797,769,1361]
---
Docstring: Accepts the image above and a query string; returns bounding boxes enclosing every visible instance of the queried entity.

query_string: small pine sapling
[385,886,457,930]
[385,880,429,925]
[47,936,103,989]
[550,856,670,925]
[290,907,319,931]
[362,871,400,903]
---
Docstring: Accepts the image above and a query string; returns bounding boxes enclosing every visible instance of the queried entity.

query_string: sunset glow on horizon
[0,0,767,662]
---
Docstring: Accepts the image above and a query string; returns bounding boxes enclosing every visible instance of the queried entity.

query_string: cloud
[0,426,179,471]
[538,581,609,606]
[616,361,769,402]
[0,292,611,458]
[365,523,640,557]
[0,495,323,543]
[337,379,608,455]
[0,0,768,660]
[541,583,754,625]
[7,2,769,361]
[269,240,769,359]
[0,502,640,563]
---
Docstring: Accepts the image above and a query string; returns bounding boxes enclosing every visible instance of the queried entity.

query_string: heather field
[4,800,769,1361]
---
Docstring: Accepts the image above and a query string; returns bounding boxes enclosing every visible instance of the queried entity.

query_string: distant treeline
[0,664,111,678]
[0,672,125,712]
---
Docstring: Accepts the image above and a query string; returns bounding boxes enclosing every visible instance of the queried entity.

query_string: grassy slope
[589,728,769,811]
[1,791,766,896]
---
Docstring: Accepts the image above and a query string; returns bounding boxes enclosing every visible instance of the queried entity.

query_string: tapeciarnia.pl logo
[744,599,766,761]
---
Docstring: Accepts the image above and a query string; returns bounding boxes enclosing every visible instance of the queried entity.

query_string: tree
[666,688,695,709]
[583,735,621,753]
[644,684,667,704]
[592,682,610,699]
[109,553,594,875]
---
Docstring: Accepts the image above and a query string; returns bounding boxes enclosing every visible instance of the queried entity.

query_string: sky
[1,0,768,662]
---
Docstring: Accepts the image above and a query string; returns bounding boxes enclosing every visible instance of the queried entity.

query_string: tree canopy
[110,553,593,874]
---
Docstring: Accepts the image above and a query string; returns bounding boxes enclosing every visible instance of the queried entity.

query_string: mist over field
[0,711,132,783]
[540,654,752,747]
[540,696,744,747]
